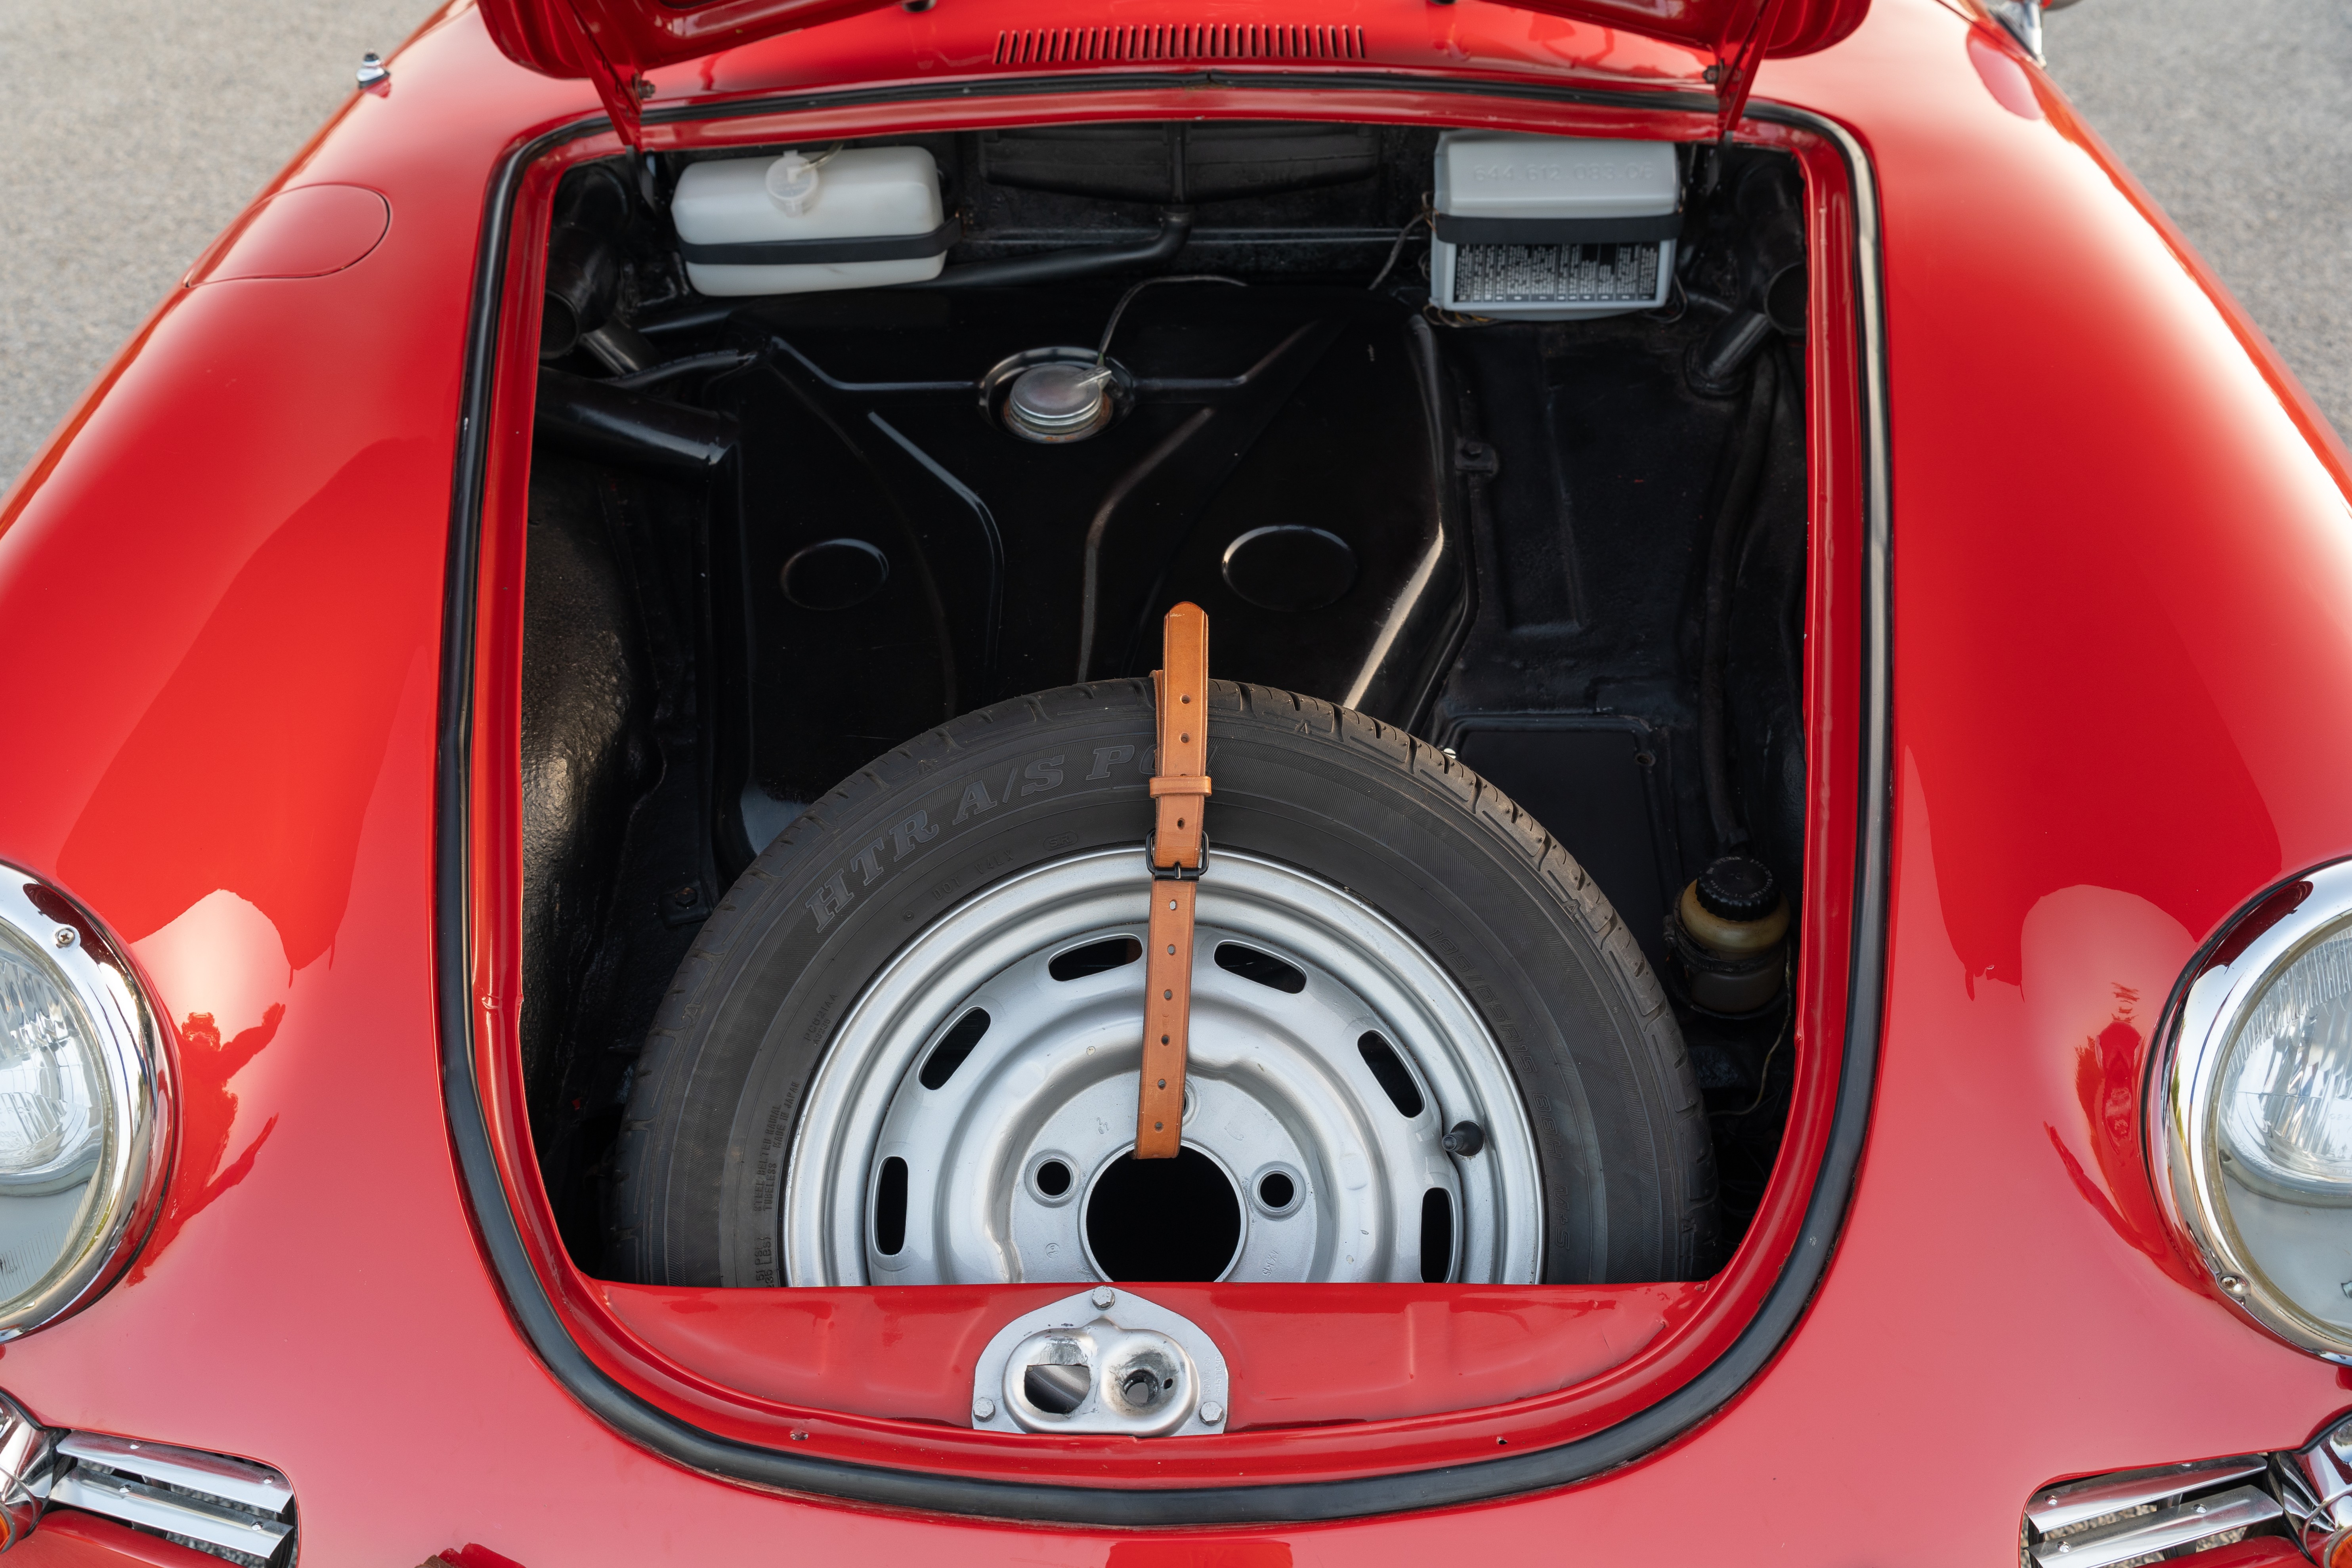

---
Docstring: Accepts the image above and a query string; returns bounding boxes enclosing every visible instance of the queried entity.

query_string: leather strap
[1137,882,1197,1159]
[1137,602,1209,1159]
[1149,602,1210,872]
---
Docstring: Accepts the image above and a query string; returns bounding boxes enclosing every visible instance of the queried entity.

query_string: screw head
[50,928,75,948]
[1200,1401,1224,1425]
[973,1397,996,1421]
[2220,1274,2250,1298]
[1091,1287,1117,1310]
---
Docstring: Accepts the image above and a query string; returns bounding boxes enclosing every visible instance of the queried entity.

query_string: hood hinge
[1712,0,1782,143]
[564,0,645,149]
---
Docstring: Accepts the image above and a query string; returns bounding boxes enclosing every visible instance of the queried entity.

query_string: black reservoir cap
[1695,854,1779,922]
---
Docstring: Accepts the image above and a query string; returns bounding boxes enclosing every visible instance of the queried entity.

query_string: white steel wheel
[613,680,1715,1291]
[784,848,1544,1286]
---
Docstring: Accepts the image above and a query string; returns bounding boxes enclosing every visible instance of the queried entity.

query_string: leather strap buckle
[1137,601,1209,1159]
[1143,831,1210,882]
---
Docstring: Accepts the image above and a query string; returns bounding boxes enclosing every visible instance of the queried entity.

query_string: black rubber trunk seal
[436,74,1893,1526]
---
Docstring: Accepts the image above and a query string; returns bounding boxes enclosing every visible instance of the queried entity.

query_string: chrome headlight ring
[0,868,170,1338]
[2152,859,2352,1362]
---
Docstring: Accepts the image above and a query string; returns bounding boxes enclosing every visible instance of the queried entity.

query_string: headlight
[2155,862,2352,1359]
[0,871,167,1336]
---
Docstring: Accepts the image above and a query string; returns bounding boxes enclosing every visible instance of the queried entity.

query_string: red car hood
[478,0,1869,141]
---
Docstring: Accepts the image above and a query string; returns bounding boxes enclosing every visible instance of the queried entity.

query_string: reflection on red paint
[1105,1540,1291,1568]
[598,1280,1697,1427]
[2058,988,2198,1285]
[128,1006,283,1283]
[1966,30,2041,120]
[55,440,436,970]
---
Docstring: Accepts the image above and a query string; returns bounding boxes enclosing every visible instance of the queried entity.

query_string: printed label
[805,746,1141,932]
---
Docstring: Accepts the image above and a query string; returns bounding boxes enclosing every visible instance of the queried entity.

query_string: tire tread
[613,678,1717,1280]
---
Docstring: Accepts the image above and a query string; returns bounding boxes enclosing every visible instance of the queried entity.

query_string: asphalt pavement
[2044,0,2352,445]
[0,0,431,492]
[0,0,2345,491]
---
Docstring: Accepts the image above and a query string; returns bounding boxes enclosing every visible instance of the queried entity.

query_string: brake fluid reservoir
[673,146,954,298]
[1667,855,1789,1016]
[1431,132,1680,320]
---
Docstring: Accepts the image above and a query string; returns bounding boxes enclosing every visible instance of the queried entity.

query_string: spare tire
[611,680,1715,1289]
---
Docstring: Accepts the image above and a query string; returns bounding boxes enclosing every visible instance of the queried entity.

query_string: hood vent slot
[992,24,1367,65]
[48,1431,296,1567]
[2023,1455,2287,1568]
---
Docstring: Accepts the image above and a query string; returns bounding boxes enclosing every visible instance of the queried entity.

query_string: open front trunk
[479,99,1866,1487]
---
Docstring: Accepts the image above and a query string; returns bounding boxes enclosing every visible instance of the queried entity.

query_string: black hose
[920,208,1193,289]
[535,369,738,469]
[1687,308,1776,396]
[1698,349,1779,853]
[541,162,633,360]
[607,350,756,392]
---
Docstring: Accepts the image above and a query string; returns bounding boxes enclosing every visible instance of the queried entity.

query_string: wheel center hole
[1084,1148,1242,1281]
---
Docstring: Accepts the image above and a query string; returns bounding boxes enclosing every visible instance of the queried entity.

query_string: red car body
[4,0,2351,1558]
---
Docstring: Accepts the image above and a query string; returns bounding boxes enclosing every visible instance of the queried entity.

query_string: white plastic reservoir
[673,146,951,297]
[1431,133,1680,320]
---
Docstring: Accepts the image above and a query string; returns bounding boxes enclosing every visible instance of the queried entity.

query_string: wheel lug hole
[1027,1152,1079,1205]
[1250,1162,1305,1218]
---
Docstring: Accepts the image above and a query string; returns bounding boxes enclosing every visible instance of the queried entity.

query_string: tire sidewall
[619,682,1696,1288]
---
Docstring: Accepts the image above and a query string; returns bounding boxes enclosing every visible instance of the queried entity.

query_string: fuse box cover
[1431,134,1680,320]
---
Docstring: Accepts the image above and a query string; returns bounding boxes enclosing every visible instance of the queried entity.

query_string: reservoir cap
[1695,855,1778,922]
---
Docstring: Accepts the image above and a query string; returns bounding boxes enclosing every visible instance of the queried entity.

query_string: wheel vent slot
[1419,1188,1454,1283]
[1357,1031,1425,1118]
[1214,943,1305,994]
[992,23,1366,65]
[873,1157,909,1255]
[1048,938,1142,982]
[919,1008,992,1088]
